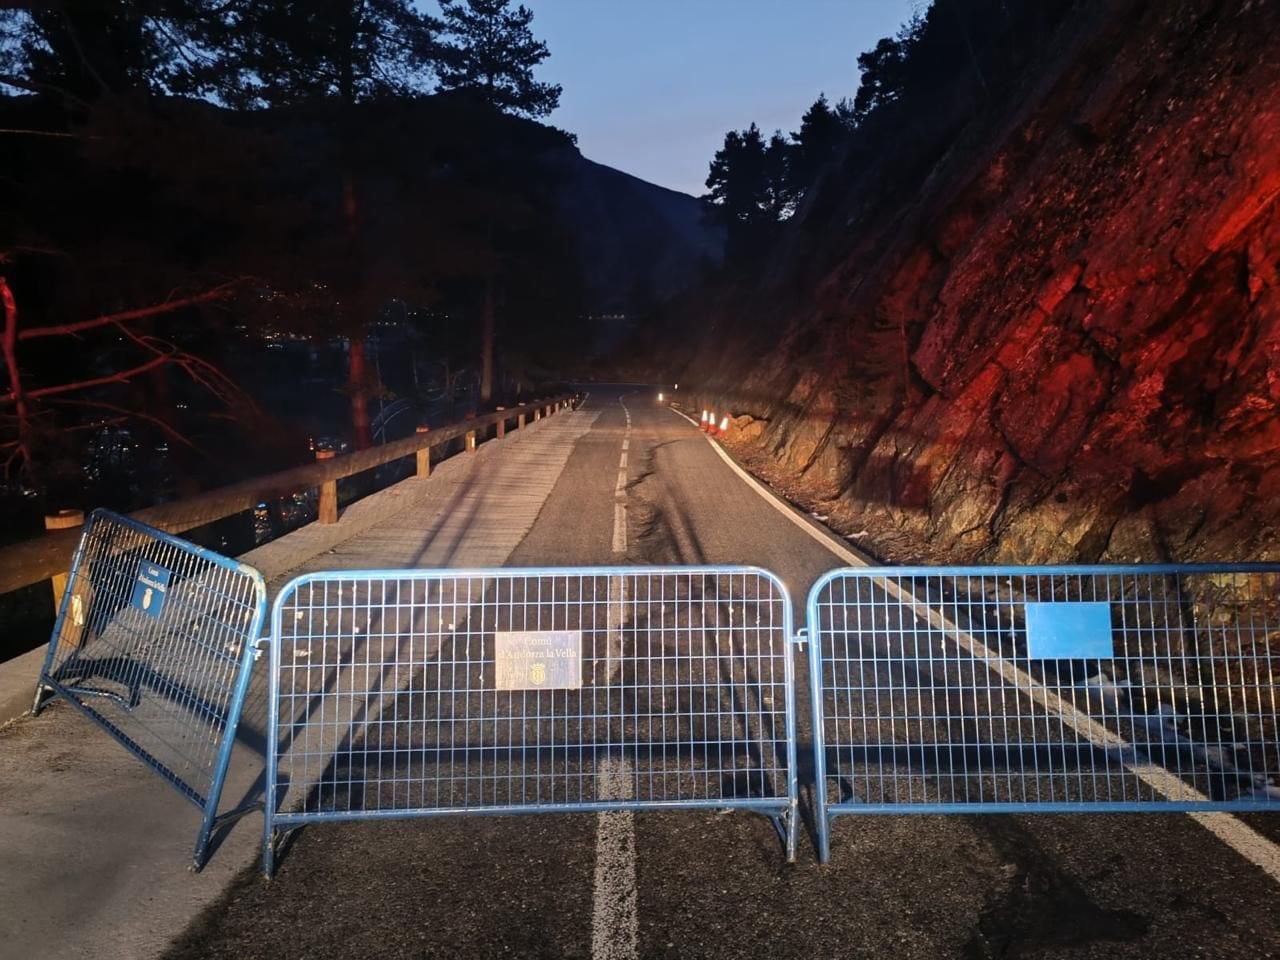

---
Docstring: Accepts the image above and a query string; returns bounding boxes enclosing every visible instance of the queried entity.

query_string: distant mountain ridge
[548,147,724,314]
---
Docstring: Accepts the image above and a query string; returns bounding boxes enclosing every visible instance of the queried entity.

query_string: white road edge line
[668,404,1280,883]
[593,394,638,960]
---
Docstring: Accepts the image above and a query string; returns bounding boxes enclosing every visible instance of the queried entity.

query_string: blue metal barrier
[807,565,1280,862]
[33,509,268,868]
[263,566,798,875]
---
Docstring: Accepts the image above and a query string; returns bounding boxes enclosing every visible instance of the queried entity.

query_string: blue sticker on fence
[130,561,172,619]
[1024,601,1112,659]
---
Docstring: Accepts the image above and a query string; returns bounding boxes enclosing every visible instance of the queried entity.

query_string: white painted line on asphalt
[591,758,637,960]
[597,575,628,683]
[594,394,638,960]
[667,405,1280,884]
[612,503,627,554]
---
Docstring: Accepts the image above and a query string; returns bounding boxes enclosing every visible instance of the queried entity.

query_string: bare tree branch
[0,127,96,139]
[17,279,244,340]
[45,397,197,450]
[19,350,174,399]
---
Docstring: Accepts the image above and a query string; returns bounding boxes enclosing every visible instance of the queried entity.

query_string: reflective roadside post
[315,449,338,524]
[415,425,431,478]
[44,509,85,613]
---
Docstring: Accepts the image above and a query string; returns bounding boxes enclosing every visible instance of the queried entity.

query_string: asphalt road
[166,386,1280,960]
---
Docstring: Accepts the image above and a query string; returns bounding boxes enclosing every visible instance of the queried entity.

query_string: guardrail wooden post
[496,407,506,439]
[534,406,541,423]
[44,509,84,613]
[465,428,477,452]
[415,425,430,478]
[316,450,338,524]
[518,411,526,430]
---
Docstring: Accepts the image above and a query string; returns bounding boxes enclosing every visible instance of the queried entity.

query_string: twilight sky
[524,0,918,196]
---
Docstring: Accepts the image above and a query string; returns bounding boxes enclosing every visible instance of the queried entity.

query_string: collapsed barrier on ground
[807,565,1280,862]
[32,509,268,868]
[262,567,799,875]
[27,514,1280,871]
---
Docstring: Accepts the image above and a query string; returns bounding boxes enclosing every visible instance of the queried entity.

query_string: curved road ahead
[82,387,1280,958]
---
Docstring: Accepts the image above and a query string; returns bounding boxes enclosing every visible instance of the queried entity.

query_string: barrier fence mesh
[810,566,1280,820]
[265,567,796,870]
[37,510,266,817]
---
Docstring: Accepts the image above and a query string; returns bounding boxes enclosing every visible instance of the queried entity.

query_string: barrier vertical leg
[808,590,833,864]
[31,516,93,716]
[465,429,477,452]
[518,413,526,430]
[496,407,506,439]
[192,638,259,870]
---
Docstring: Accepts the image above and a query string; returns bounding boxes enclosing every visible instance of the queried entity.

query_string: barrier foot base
[770,812,798,863]
[30,682,55,716]
[192,799,267,872]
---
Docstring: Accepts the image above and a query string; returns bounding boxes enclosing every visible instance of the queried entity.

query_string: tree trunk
[341,161,372,448]
[349,335,371,449]
[1,276,31,469]
[480,277,495,404]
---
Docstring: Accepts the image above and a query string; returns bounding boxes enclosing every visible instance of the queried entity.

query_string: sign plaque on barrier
[1024,601,1112,659]
[494,630,582,690]
[130,561,172,618]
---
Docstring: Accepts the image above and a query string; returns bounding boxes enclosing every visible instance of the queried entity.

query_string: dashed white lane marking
[668,404,1280,884]
[611,503,627,554]
[591,757,637,960]
[593,394,638,960]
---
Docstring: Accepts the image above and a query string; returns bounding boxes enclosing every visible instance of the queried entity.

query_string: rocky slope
[681,0,1280,565]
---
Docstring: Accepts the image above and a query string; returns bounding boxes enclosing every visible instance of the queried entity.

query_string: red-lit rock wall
[696,0,1280,563]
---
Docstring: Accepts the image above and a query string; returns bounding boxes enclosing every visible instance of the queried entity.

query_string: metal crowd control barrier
[32,509,268,868]
[264,566,798,875]
[807,565,1280,862]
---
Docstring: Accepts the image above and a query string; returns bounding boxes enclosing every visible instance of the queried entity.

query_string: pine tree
[180,0,441,108]
[789,94,853,193]
[704,123,796,262]
[436,0,560,119]
[0,0,191,101]
[180,0,444,447]
[705,123,767,227]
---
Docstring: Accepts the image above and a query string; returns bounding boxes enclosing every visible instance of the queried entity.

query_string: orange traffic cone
[700,410,709,432]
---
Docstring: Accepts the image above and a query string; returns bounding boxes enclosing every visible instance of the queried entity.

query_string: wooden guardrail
[0,395,577,597]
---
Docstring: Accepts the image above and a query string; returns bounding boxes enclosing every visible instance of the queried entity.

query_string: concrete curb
[0,644,46,729]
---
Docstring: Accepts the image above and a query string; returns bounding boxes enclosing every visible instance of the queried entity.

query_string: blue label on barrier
[130,562,172,619]
[1025,602,1112,659]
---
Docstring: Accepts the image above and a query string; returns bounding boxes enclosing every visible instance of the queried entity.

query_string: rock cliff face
[684,0,1280,564]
